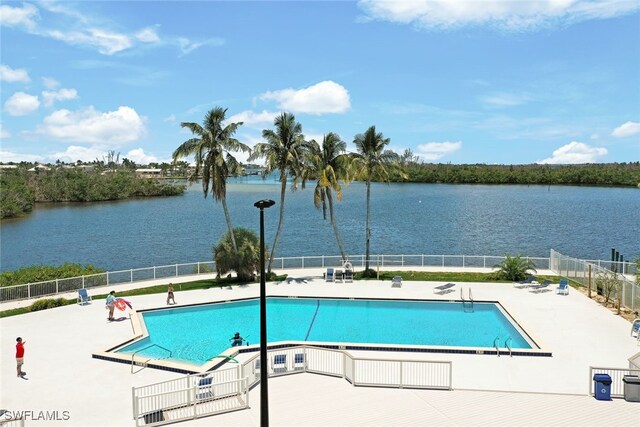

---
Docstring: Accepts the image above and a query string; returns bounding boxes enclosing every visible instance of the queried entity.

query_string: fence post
[153,267,156,280]
[421,254,424,267]
[28,283,31,299]
[463,255,465,268]
[588,264,592,298]
[302,257,304,269]
[56,279,59,294]
[442,255,444,267]
[322,255,324,268]
[198,263,200,274]
[175,264,178,277]
[130,269,133,283]
[399,362,403,389]
[82,276,85,289]
[483,256,486,268]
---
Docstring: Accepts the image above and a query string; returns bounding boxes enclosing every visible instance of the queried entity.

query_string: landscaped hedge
[0,263,106,287]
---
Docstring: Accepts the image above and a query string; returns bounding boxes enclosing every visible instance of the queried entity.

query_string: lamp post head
[254,199,275,209]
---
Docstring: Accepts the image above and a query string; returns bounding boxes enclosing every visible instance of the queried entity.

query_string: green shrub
[30,298,67,312]
[492,254,537,282]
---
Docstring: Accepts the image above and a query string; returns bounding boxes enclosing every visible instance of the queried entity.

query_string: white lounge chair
[391,276,402,288]
[272,354,287,373]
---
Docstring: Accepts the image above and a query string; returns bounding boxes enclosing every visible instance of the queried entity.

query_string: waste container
[622,375,640,402]
[593,373,612,400]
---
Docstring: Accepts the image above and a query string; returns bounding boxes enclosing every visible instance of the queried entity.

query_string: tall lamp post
[254,199,275,427]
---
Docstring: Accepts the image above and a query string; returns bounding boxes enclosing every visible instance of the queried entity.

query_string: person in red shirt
[16,337,26,377]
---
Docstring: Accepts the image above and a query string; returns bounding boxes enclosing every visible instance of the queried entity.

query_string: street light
[254,199,275,427]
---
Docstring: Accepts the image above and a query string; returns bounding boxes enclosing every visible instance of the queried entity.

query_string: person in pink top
[16,337,26,377]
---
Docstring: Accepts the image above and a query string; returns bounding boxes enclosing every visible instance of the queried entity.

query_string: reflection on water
[1,183,638,271]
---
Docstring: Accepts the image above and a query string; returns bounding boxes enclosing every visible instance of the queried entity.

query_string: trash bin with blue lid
[622,375,640,402]
[593,373,612,400]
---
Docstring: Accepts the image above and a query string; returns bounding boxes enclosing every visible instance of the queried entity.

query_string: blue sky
[1,0,639,165]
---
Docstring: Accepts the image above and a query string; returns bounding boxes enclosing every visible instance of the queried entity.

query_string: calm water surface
[1,181,638,271]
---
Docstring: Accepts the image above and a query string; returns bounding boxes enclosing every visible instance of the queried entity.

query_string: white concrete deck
[2,269,639,426]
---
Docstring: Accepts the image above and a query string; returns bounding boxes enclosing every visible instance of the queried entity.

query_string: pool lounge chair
[391,276,402,288]
[325,267,335,282]
[434,283,456,295]
[556,279,569,295]
[77,288,92,305]
[529,280,553,293]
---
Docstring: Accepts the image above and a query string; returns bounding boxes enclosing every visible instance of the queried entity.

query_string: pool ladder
[461,287,474,312]
[131,344,172,373]
[493,336,513,357]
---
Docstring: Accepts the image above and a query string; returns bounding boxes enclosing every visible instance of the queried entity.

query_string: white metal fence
[132,345,452,426]
[551,250,639,311]
[0,253,555,303]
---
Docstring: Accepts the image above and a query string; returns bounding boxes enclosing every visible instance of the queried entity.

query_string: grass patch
[0,274,287,318]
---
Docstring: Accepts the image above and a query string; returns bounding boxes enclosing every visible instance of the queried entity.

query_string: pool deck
[2,268,639,426]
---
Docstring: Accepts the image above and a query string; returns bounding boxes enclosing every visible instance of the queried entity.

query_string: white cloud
[357,0,640,31]
[48,28,132,55]
[0,3,38,30]
[42,77,60,89]
[42,88,78,107]
[0,150,43,163]
[483,93,531,107]
[177,37,225,54]
[37,106,146,145]
[260,81,351,115]
[4,92,40,116]
[0,123,11,139]
[416,141,462,161]
[125,148,158,164]
[49,145,107,163]
[538,141,607,164]
[0,64,31,83]
[135,27,160,43]
[163,114,176,122]
[227,110,279,126]
[611,121,640,138]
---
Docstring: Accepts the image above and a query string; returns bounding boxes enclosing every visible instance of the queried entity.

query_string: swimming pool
[115,297,538,366]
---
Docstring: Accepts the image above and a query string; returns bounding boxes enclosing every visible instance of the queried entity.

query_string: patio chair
[293,353,306,371]
[195,376,214,401]
[434,283,456,295]
[631,319,640,338]
[325,267,335,283]
[344,268,353,283]
[77,288,92,305]
[272,354,287,373]
[556,279,569,295]
[391,276,402,288]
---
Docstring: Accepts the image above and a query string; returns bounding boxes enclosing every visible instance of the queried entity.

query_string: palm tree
[350,125,404,274]
[304,133,349,261]
[249,112,308,273]
[213,227,263,282]
[173,107,250,254]
[492,254,537,282]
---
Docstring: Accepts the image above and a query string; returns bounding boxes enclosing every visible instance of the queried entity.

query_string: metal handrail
[493,336,501,357]
[504,337,512,357]
[131,344,172,373]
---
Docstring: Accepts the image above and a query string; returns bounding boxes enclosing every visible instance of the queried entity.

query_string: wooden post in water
[588,264,592,298]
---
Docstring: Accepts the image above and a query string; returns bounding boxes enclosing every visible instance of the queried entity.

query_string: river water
[1,180,638,272]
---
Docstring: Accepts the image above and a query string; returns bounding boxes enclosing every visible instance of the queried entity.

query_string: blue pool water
[117,298,533,365]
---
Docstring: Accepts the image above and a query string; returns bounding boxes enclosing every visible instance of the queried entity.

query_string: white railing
[133,345,452,425]
[1,253,554,303]
[133,377,249,427]
[551,250,639,311]
[588,366,640,398]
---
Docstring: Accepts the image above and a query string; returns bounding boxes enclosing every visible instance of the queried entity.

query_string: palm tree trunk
[267,173,287,273]
[365,180,371,271]
[327,190,346,262]
[221,197,238,254]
